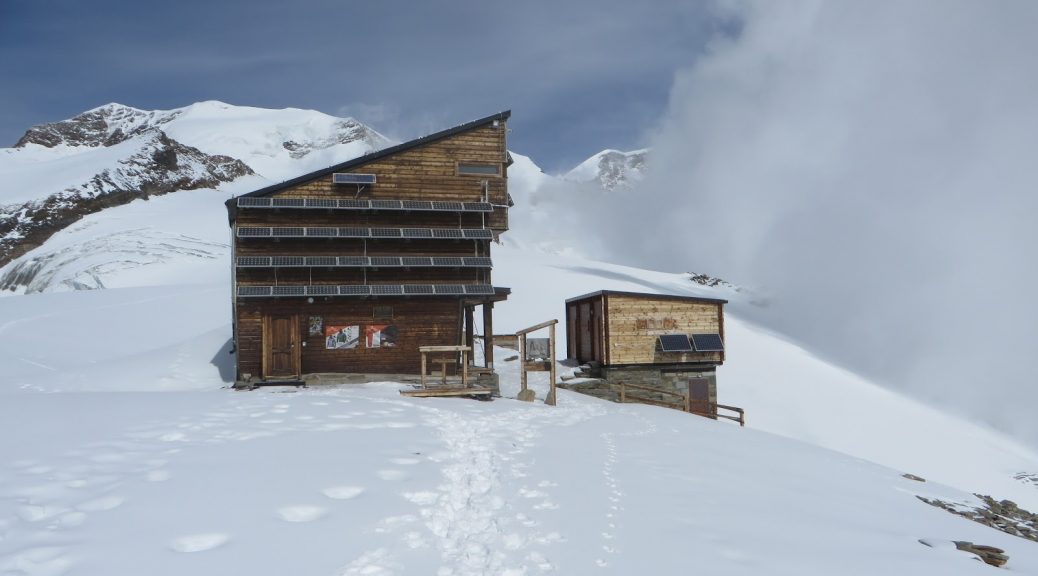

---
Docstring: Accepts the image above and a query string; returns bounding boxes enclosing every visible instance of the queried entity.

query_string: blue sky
[0,0,722,172]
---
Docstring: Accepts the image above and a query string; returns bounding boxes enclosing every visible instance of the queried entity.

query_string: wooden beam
[546,322,557,406]
[483,302,494,369]
[465,305,475,356]
[519,334,528,392]
[418,345,471,352]
[515,318,558,335]
[400,386,493,398]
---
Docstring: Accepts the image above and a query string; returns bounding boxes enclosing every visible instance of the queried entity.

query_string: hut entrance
[263,314,300,379]
[688,378,712,417]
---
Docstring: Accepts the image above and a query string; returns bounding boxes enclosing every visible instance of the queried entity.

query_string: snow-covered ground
[2,104,1038,574]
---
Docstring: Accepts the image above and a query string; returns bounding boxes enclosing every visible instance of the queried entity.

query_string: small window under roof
[332,173,376,184]
[658,334,694,352]
[457,163,500,176]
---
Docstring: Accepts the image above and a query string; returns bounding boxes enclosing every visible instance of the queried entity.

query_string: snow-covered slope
[0,102,389,291]
[2,103,1037,574]
[1,273,1037,574]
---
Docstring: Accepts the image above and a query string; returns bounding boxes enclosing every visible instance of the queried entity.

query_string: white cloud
[584,0,1038,444]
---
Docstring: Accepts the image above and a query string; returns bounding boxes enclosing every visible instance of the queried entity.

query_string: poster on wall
[325,325,359,349]
[308,316,323,336]
[365,324,398,348]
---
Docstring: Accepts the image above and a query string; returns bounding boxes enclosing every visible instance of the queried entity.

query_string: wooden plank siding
[237,299,461,377]
[605,294,723,365]
[269,125,509,231]
[229,113,511,382]
[565,290,727,367]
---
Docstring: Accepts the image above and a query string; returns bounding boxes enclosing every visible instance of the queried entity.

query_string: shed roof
[225,110,511,223]
[565,289,728,305]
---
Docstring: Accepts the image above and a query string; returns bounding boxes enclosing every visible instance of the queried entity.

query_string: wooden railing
[617,382,745,426]
[716,404,746,427]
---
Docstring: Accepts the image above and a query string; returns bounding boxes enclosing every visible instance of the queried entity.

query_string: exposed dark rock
[917,493,1038,543]
[902,473,926,482]
[0,131,252,275]
[954,541,1009,567]
[14,103,178,148]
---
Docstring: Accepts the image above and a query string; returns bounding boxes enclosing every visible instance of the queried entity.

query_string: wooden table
[418,345,470,388]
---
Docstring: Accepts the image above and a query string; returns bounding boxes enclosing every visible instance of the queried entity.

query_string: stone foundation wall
[602,365,717,404]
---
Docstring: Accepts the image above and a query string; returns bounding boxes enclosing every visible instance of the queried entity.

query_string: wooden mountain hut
[566,290,737,421]
[225,111,512,386]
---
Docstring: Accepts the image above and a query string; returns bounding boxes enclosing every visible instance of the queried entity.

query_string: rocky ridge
[0,131,251,270]
[0,102,388,290]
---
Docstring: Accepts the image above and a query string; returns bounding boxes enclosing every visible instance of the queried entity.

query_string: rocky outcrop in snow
[0,102,389,290]
[14,103,180,149]
[0,130,250,269]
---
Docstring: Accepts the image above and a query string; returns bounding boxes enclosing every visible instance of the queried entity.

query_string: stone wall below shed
[602,365,717,405]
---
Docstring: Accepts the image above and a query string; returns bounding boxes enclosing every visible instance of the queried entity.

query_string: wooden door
[592,299,604,363]
[688,378,714,418]
[578,302,592,361]
[263,314,300,378]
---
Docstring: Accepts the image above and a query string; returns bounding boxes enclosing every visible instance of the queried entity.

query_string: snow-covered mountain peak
[13,102,179,149]
[565,148,648,191]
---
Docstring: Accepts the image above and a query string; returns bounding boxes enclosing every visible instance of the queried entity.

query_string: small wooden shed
[565,290,727,411]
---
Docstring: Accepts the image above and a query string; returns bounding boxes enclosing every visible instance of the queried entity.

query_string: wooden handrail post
[546,322,557,406]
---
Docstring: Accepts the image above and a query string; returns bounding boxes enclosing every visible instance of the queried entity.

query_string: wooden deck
[399,385,493,398]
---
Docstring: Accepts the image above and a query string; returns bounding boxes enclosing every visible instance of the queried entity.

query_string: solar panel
[371,200,402,210]
[338,227,369,238]
[338,199,370,209]
[464,285,496,295]
[658,334,694,352]
[371,285,404,295]
[402,200,433,210]
[463,257,493,267]
[305,198,338,209]
[237,286,272,297]
[402,228,433,238]
[463,229,493,239]
[338,256,369,266]
[404,284,435,295]
[237,227,270,237]
[332,173,377,185]
[432,201,464,211]
[272,198,305,208]
[306,256,338,267]
[271,227,305,237]
[691,333,725,352]
[236,256,270,267]
[433,229,463,239]
[273,286,306,297]
[339,285,371,296]
[432,257,464,266]
[370,228,402,238]
[433,285,465,295]
[272,256,306,267]
[306,285,338,296]
[306,227,338,237]
[401,256,433,267]
[370,256,401,267]
[463,202,493,212]
[237,197,271,207]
